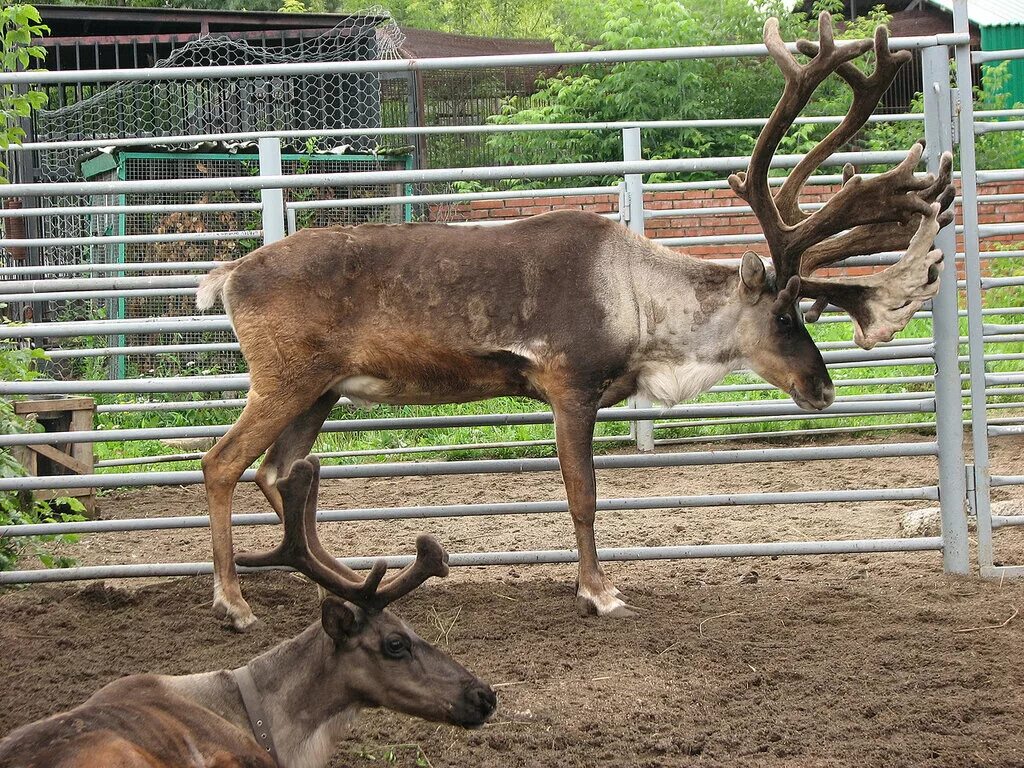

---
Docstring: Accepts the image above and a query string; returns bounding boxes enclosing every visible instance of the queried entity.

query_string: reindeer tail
[196,263,237,311]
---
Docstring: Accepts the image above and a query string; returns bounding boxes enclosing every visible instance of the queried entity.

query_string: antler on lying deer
[235,455,449,612]
[729,11,955,349]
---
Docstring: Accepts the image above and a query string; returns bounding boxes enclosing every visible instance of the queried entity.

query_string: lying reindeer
[0,456,495,768]
[197,13,954,628]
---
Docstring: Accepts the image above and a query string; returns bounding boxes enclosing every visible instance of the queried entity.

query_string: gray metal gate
[953,2,1024,581]
[3,13,1019,585]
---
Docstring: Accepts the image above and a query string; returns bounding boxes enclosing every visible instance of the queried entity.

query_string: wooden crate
[12,397,96,517]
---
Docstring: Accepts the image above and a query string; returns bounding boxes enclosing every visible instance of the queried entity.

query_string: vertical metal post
[952,0,995,575]
[922,44,970,575]
[622,127,655,452]
[258,137,285,245]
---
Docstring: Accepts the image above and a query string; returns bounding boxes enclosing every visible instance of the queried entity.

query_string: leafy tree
[0,3,48,184]
[484,0,816,184]
[479,1,919,186]
[863,59,1024,172]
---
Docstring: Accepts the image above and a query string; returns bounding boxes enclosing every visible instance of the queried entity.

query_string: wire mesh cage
[70,148,412,379]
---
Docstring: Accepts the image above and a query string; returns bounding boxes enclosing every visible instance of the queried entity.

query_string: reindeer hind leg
[202,385,327,631]
[255,390,340,520]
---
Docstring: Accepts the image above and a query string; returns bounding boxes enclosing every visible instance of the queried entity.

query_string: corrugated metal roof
[923,0,1024,27]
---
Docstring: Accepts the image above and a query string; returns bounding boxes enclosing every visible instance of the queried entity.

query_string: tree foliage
[483,0,907,185]
[0,3,48,184]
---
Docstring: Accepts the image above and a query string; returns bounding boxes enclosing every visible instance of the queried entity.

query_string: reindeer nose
[820,381,836,407]
[470,683,497,717]
[461,681,497,722]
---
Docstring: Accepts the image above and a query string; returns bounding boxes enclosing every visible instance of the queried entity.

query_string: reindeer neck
[626,238,746,403]
[165,622,359,768]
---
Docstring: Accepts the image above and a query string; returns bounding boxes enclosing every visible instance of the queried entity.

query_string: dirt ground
[2,434,1024,767]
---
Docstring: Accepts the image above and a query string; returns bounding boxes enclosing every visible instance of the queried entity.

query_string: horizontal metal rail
[0,354,946,392]
[446,213,621,228]
[0,33,966,86]
[0,261,228,277]
[92,434,632,468]
[11,114,928,154]
[287,185,619,210]
[0,230,259,249]
[0,374,248,395]
[974,109,1024,118]
[975,120,1024,135]
[0,316,232,339]
[977,222,1024,238]
[2,275,206,295]
[0,486,938,538]
[29,339,937,366]
[0,400,938,448]
[0,442,939,492]
[973,48,1024,64]
[0,202,261,219]
[0,536,946,585]
[72,335,980,359]
[990,475,1024,488]
[0,287,199,303]
[0,151,913,199]
[45,344,241,361]
[85,372,962,413]
[976,169,1024,183]
[96,398,248,414]
[655,421,942,444]
[991,515,1024,529]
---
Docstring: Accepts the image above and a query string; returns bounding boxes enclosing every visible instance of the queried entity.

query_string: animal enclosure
[2,6,1024,764]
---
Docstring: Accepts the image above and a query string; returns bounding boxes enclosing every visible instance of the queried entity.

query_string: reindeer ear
[739,252,767,300]
[321,596,363,642]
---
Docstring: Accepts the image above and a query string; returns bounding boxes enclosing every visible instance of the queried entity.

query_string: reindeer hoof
[575,591,640,619]
[213,595,258,633]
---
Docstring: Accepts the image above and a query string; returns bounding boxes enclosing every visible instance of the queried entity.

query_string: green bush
[0,343,85,572]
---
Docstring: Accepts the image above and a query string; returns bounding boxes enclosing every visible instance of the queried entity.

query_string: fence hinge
[618,183,631,225]
[949,89,961,145]
[964,462,978,517]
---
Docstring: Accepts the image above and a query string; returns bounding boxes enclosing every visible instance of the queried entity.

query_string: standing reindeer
[197,13,954,630]
[0,456,495,768]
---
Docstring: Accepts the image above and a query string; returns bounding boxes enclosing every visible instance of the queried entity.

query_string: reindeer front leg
[551,396,637,618]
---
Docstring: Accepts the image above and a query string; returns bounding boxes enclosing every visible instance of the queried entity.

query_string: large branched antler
[731,12,955,349]
[235,456,449,612]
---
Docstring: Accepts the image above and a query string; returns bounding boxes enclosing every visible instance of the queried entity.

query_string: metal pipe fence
[954,1,1024,580]
[3,27,1019,586]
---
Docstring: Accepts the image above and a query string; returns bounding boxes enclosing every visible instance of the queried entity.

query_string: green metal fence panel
[980,25,1024,106]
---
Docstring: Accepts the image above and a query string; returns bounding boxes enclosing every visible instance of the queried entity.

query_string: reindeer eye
[776,314,794,329]
[383,634,410,659]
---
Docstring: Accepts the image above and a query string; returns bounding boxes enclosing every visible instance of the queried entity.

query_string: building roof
[399,28,555,59]
[920,0,1024,27]
[34,4,383,36]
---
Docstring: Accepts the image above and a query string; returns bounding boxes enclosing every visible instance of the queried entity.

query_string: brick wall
[430,182,1024,272]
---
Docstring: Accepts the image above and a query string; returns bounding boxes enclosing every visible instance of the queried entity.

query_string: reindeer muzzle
[450,681,497,728]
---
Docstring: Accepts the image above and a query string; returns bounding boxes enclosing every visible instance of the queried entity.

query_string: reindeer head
[728,12,954,408]
[236,457,496,728]
[734,255,834,410]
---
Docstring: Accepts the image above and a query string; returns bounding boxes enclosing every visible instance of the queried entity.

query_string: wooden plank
[33,488,94,502]
[70,406,95,471]
[15,397,95,414]
[27,443,93,476]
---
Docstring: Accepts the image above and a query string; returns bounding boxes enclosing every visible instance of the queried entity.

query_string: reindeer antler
[235,456,449,611]
[731,11,955,349]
